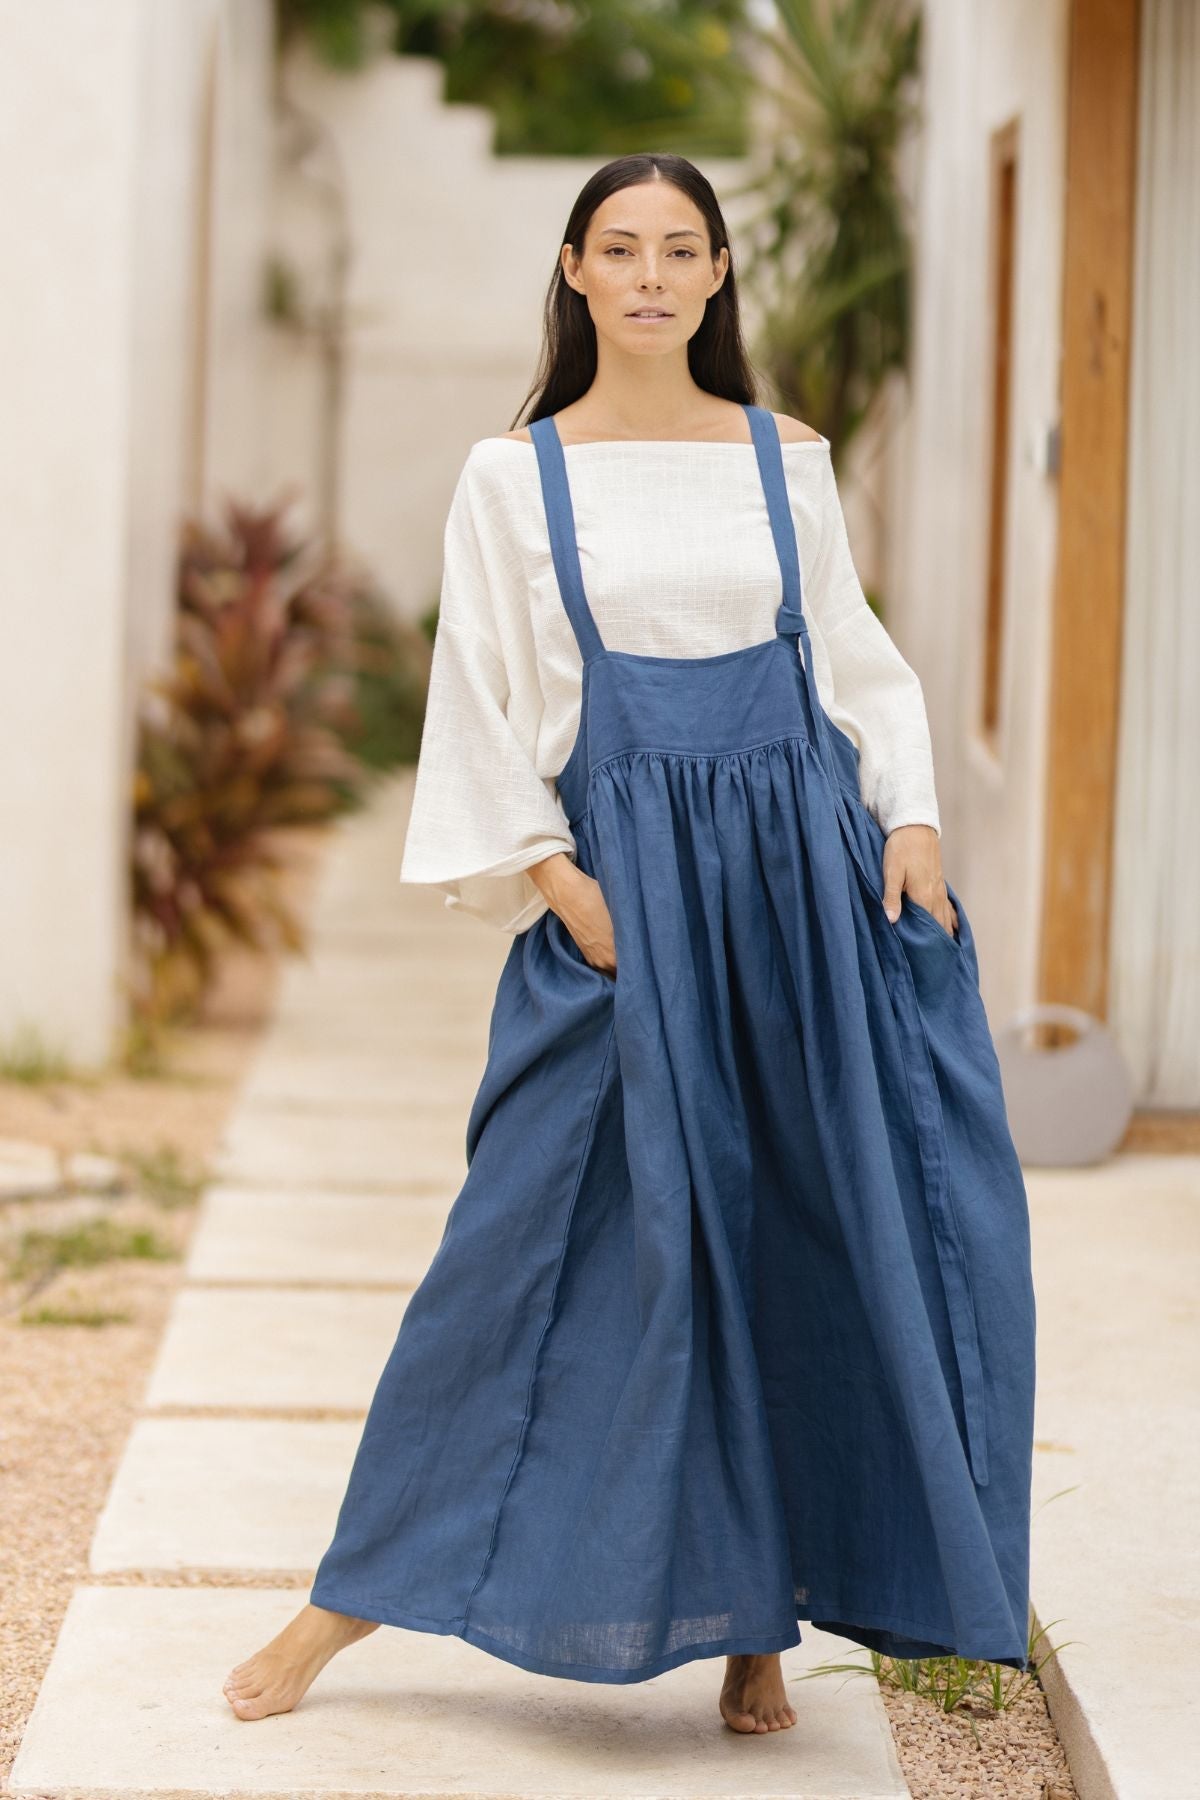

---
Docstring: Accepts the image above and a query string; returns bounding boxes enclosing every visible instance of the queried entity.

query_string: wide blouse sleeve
[399,455,578,933]
[806,452,942,838]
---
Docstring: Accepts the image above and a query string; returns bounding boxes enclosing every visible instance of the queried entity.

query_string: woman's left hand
[881,823,959,938]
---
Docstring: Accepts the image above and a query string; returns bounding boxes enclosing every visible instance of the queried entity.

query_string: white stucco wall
[0,0,274,1065]
[883,0,1069,1021]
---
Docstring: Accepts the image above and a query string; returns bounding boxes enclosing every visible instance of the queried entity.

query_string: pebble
[0,1139,61,1201]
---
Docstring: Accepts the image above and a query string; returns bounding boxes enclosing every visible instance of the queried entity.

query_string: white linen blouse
[399,431,941,934]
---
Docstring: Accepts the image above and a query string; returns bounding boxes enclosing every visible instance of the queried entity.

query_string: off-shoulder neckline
[477,434,830,453]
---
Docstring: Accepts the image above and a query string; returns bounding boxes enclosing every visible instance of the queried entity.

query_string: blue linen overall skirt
[310,404,1037,1683]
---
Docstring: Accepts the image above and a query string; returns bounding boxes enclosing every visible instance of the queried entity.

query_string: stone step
[185,1186,451,1286]
[10,1586,910,1799]
[144,1286,409,1412]
[89,1416,360,1573]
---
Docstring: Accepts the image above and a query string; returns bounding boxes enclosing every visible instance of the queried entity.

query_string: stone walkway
[10,774,910,1799]
[1025,1149,1199,1800]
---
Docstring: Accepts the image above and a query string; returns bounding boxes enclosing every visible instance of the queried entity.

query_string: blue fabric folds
[310,404,1037,1684]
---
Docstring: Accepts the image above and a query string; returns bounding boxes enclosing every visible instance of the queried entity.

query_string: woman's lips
[627,311,674,321]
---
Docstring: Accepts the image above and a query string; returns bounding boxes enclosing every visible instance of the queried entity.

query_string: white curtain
[1109,0,1200,1107]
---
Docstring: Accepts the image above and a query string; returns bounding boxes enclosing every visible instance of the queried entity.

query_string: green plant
[19,1306,135,1329]
[121,1143,210,1210]
[276,0,756,158]
[0,1024,79,1085]
[115,1014,172,1079]
[794,1614,1078,1747]
[335,584,432,773]
[9,1219,178,1284]
[734,0,921,466]
[131,498,368,1021]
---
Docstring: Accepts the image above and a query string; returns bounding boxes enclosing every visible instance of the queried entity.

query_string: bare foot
[719,1651,798,1733]
[222,1602,380,1720]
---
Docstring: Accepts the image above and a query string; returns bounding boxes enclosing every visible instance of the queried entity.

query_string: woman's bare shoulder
[484,415,825,446]
[770,411,826,445]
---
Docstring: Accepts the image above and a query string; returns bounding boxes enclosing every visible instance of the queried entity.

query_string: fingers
[881,848,958,938]
[881,860,905,924]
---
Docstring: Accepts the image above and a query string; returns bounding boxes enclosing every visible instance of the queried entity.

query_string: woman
[224,153,1036,1736]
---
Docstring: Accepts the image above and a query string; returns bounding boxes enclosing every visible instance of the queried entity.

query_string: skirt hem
[309,1584,801,1684]
[308,1585,1030,1683]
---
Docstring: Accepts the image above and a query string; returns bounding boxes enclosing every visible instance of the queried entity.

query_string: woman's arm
[805,450,957,937]
[399,454,579,934]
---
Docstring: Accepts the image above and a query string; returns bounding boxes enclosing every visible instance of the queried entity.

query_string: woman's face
[561,181,729,354]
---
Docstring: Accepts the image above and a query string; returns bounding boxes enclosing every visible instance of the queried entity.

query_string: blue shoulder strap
[528,416,605,662]
[744,403,838,789]
[743,403,806,638]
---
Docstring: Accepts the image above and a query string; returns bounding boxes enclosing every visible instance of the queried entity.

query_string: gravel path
[0,825,331,1792]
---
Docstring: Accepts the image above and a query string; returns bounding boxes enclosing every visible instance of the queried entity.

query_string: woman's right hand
[528,854,617,977]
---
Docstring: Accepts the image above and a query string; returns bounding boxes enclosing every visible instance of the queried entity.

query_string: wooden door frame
[1038,0,1141,1019]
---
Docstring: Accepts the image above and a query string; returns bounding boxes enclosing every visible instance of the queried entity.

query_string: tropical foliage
[735,0,921,462]
[276,0,755,156]
[130,499,430,1023]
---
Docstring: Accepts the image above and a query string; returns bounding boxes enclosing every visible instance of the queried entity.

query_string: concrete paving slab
[260,1010,491,1057]
[235,1045,478,1110]
[270,948,502,1011]
[232,1084,476,1120]
[1027,1152,1200,1800]
[185,1187,450,1286]
[228,1079,473,1126]
[10,1586,910,1799]
[244,1009,491,1057]
[144,1286,408,1412]
[268,989,492,1040]
[89,1418,361,1573]
[214,1108,468,1190]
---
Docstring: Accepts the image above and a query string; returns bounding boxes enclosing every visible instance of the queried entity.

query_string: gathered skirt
[310,637,1037,1684]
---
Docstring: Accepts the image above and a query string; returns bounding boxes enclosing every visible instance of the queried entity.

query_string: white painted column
[0,0,142,1066]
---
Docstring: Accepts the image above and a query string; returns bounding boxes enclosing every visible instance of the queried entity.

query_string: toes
[232,1687,274,1720]
[227,1676,265,1702]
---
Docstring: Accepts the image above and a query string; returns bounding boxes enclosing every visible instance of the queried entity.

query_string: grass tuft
[793,1616,1076,1741]
[18,1305,135,1328]
[122,1143,209,1209]
[10,1218,178,1283]
[0,1024,78,1085]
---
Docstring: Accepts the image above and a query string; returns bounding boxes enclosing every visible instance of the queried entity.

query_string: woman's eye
[604,247,696,258]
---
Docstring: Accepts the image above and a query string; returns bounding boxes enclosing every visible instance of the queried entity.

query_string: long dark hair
[511,154,760,428]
